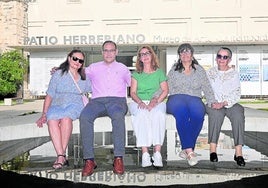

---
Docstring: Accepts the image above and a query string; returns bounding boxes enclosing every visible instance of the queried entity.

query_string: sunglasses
[217,54,229,60]
[72,56,84,64]
[179,49,192,54]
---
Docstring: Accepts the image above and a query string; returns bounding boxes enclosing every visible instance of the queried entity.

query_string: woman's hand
[138,101,147,109]
[36,114,47,128]
[147,98,158,111]
[211,102,226,109]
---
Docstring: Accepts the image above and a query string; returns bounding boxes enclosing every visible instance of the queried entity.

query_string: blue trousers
[167,94,205,150]
[79,97,128,159]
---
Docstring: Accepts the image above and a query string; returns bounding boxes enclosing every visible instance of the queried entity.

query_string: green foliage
[0,50,28,97]
[1,152,30,171]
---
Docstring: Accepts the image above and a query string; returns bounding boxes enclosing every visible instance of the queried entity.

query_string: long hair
[135,45,159,73]
[58,49,86,80]
[174,43,199,72]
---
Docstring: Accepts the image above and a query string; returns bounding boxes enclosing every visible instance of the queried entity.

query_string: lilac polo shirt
[85,61,131,99]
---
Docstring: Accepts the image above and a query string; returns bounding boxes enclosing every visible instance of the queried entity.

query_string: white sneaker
[152,151,163,167]
[179,150,187,159]
[142,152,152,167]
[187,152,198,166]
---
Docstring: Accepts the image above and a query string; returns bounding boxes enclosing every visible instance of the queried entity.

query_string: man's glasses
[139,51,151,57]
[216,54,229,60]
[103,49,116,53]
[72,56,84,64]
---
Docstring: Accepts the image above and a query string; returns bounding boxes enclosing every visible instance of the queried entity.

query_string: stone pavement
[0,99,43,126]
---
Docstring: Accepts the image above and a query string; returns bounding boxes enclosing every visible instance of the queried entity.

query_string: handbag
[69,72,89,106]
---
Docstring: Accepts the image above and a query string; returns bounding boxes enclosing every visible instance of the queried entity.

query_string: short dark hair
[218,47,232,58]
[102,40,117,50]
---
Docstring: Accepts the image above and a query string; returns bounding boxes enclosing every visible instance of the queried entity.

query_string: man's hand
[50,67,58,75]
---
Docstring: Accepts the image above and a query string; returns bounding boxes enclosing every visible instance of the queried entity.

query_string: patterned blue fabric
[46,70,91,121]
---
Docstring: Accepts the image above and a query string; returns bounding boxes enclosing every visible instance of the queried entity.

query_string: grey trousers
[79,97,128,159]
[205,103,245,146]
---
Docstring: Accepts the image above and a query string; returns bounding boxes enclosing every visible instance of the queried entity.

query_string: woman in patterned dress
[36,49,91,169]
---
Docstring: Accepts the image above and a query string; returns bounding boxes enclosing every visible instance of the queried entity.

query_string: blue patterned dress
[46,70,91,121]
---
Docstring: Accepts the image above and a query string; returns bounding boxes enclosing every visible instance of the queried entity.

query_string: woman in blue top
[129,45,168,168]
[36,49,91,169]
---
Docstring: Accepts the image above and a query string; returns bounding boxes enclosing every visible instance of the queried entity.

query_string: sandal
[53,154,69,169]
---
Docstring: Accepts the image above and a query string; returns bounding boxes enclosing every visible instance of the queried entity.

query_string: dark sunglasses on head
[179,49,192,54]
[72,56,84,64]
[216,54,229,60]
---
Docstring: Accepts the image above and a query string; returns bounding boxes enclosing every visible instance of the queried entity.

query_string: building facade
[1,0,268,97]
[0,0,27,52]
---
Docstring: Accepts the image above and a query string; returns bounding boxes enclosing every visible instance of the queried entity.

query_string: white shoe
[187,152,198,166]
[152,151,163,167]
[179,150,187,159]
[142,152,152,167]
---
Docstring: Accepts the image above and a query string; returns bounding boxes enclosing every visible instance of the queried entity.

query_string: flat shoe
[187,152,198,166]
[234,155,246,166]
[210,152,218,162]
[82,160,97,177]
[179,150,187,159]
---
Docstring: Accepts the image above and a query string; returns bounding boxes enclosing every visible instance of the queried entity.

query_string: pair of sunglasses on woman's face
[216,54,229,60]
[72,56,84,64]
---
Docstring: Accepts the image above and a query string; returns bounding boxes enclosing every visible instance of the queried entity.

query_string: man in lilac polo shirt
[80,40,131,176]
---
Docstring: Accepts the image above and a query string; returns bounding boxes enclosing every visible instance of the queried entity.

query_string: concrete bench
[1,109,268,159]
[1,112,267,142]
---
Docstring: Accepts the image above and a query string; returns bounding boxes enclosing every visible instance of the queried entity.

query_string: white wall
[26,0,268,46]
[29,52,66,95]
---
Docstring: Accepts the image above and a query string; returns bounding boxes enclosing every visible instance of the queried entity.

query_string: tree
[0,50,28,98]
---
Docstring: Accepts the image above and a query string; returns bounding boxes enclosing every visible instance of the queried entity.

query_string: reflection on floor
[2,131,266,187]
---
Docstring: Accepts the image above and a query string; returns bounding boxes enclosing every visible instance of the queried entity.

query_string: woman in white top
[206,47,246,166]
